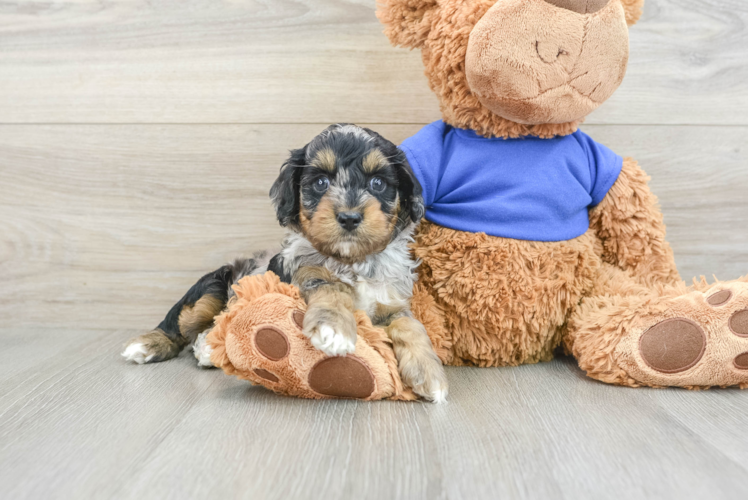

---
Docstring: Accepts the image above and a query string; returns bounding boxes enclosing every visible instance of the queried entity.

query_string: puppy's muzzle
[336,211,363,232]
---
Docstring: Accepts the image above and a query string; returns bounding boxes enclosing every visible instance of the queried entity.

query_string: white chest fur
[279,229,419,317]
[354,277,409,317]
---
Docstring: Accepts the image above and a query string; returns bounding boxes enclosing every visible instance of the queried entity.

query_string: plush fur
[378,0,748,389]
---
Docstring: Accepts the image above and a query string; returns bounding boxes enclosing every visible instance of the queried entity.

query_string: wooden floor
[1,327,746,500]
[2,0,748,498]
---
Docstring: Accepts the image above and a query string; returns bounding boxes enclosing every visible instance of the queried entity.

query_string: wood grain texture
[1,0,747,125]
[1,124,747,329]
[0,328,746,500]
[1,1,748,498]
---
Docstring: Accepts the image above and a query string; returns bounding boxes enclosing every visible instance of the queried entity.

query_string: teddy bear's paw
[616,281,748,388]
[210,291,406,400]
[302,304,357,357]
[192,330,216,368]
[397,352,449,403]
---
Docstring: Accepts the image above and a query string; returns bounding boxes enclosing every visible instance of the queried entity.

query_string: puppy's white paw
[424,383,449,404]
[399,354,449,404]
[121,342,152,364]
[303,303,357,357]
[308,324,357,357]
[122,330,180,364]
[192,331,215,368]
[412,376,449,404]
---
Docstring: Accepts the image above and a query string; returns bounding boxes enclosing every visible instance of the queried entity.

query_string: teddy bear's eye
[369,177,386,193]
[313,176,330,193]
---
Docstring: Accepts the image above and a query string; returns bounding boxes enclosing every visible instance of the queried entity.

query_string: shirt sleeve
[575,131,624,207]
[399,121,446,208]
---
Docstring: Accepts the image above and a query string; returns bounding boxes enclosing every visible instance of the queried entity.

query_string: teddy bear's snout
[543,0,610,15]
[465,0,629,125]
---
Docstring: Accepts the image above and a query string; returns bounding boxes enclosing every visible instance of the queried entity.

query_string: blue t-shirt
[400,121,623,242]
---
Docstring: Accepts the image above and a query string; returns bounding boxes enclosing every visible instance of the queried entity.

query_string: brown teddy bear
[208,0,748,398]
[379,0,748,388]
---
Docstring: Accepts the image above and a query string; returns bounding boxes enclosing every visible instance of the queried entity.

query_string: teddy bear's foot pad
[254,327,290,360]
[308,357,375,398]
[735,352,748,369]
[254,368,280,382]
[616,281,748,388]
[729,309,748,337]
[639,318,706,373]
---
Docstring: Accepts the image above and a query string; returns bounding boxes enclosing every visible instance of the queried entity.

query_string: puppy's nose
[543,0,609,14]
[336,212,363,231]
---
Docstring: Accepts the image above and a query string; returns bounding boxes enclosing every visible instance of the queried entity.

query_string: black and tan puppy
[122,124,448,402]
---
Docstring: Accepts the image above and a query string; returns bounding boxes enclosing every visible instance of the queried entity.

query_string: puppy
[122,124,448,402]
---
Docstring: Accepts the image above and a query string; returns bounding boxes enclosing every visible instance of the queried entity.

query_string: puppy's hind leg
[122,292,226,365]
[122,328,182,364]
[122,263,239,364]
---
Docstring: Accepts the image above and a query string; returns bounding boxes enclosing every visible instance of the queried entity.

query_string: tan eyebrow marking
[311,148,337,172]
[362,149,388,173]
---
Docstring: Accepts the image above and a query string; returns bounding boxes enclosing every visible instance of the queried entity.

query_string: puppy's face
[270,124,424,264]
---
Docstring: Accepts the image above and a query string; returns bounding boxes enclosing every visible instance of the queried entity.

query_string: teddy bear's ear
[620,0,644,26]
[376,0,439,49]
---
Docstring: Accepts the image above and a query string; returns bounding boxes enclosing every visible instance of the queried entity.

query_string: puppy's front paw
[398,353,449,404]
[303,306,357,357]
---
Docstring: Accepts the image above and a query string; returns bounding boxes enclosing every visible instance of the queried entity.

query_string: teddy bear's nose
[543,0,610,14]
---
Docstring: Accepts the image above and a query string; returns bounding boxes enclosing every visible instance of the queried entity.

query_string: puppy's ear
[394,153,425,223]
[376,0,438,49]
[362,127,425,224]
[269,146,306,229]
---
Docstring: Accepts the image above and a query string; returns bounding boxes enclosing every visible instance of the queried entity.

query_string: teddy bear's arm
[589,157,681,288]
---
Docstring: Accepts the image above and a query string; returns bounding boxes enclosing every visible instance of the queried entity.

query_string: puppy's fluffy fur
[122,124,448,403]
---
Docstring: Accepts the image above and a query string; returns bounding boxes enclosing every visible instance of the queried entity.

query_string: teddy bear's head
[378,0,643,138]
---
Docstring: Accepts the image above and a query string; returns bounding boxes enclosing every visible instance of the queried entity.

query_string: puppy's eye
[313,176,330,193]
[369,176,386,193]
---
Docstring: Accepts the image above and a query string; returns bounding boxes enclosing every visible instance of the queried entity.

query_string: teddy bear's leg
[566,264,748,388]
[207,272,417,401]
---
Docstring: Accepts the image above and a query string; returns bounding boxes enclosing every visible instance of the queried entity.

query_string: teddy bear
[378,0,748,388]
[208,0,748,398]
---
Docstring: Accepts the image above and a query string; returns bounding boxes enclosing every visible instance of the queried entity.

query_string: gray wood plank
[0,0,747,125]
[1,124,747,329]
[428,359,748,500]
[0,329,223,499]
[0,328,746,500]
